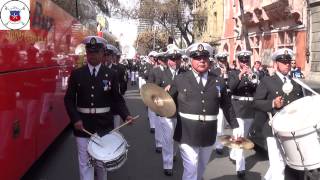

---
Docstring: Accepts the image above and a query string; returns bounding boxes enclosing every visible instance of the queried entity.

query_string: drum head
[87,132,126,161]
[272,95,320,133]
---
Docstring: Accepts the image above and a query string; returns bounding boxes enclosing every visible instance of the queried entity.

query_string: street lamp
[153,26,157,50]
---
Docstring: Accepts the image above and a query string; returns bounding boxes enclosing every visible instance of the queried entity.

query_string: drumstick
[82,128,101,139]
[82,128,104,147]
[110,115,140,133]
[82,128,95,137]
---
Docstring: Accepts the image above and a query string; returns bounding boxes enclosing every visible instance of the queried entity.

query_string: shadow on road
[209,171,262,180]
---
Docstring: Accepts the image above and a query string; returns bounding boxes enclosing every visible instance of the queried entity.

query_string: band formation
[64,35,320,180]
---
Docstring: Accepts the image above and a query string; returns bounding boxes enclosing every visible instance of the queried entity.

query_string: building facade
[219,0,308,71]
[192,0,225,45]
[308,0,320,80]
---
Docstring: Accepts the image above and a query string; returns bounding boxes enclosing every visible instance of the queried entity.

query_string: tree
[138,0,194,47]
[135,29,169,55]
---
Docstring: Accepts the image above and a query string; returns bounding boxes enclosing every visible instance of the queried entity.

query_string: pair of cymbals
[140,83,176,117]
[218,135,254,150]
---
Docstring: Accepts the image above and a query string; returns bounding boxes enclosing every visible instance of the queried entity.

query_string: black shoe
[215,148,224,155]
[164,169,173,176]
[150,128,155,134]
[237,170,245,178]
[155,147,162,153]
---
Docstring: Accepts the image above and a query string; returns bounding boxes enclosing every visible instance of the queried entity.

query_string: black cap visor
[105,49,114,55]
[86,44,104,53]
[217,57,227,61]
[276,54,292,62]
[238,56,250,62]
[190,50,210,58]
[167,54,182,61]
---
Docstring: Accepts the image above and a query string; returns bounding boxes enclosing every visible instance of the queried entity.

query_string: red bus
[0,0,92,179]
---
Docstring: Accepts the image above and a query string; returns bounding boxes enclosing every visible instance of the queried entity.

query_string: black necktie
[92,68,96,79]
[199,74,204,89]
[283,77,287,83]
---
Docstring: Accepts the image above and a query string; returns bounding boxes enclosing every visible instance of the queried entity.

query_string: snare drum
[87,132,128,171]
[272,95,320,170]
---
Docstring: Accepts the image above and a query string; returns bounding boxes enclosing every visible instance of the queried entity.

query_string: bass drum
[272,95,320,170]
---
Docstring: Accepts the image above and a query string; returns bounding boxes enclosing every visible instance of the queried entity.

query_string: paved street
[22,85,269,180]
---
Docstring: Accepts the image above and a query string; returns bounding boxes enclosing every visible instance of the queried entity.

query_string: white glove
[232,127,243,139]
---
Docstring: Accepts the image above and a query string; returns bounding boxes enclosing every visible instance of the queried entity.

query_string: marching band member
[228,50,257,178]
[104,45,128,129]
[148,50,168,154]
[130,59,139,86]
[138,56,150,89]
[64,36,134,180]
[168,43,239,180]
[253,48,304,180]
[211,52,233,155]
[146,51,158,133]
[156,44,186,176]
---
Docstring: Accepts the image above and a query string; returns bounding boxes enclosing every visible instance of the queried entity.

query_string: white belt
[179,112,217,121]
[77,107,110,114]
[231,95,254,101]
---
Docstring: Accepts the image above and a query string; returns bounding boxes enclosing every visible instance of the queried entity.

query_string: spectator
[290,61,304,78]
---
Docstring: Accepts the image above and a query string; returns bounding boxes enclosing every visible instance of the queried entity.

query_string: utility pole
[75,0,78,19]
[239,0,251,52]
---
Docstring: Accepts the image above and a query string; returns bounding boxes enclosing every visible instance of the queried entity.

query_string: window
[278,31,294,46]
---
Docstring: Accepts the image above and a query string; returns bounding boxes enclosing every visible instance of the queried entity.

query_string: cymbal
[218,135,254,150]
[140,83,176,117]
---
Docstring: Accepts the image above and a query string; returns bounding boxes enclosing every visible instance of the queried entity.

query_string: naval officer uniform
[64,36,132,180]
[156,44,186,176]
[169,43,239,180]
[254,48,304,180]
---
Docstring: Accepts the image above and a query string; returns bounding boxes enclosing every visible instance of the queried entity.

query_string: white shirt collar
[88,63,101,76]
[169,67,177,75]
[276,71,290,83]
[192,70,208,85]
[160,65,165,71]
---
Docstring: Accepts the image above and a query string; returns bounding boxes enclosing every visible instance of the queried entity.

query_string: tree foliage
[135,29,169,55]
[138,0,194,46]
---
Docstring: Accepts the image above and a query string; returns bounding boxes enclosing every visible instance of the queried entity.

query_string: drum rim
[87,132,128,161]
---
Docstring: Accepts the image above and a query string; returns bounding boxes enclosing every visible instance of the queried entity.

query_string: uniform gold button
[245,82,248,85]
[201,91,204,94]
[91,103,94,106]
[203,109,206,112]
[288,101,290,103]
[92,86,95,89]
[91,94,94,97]
[202,100,205,103]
